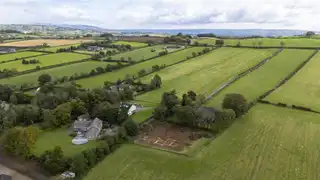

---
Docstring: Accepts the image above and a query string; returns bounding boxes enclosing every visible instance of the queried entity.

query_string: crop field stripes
[205,48,283,101]
[0,52,49,64]
[249,49,319,108]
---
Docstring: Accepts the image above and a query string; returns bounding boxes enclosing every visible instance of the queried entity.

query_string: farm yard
[0,51,46,62]
[207,49,315,108]
[136,48,276,104]
[0,39,93,47]
[2,35,320,180]
[265,51,320,111]
[0,61,116,86]
[0,52,90,72]
[85,104,320,180]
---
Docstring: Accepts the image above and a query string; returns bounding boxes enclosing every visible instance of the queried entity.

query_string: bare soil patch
[0,39,93,47]
[136,120,212,151]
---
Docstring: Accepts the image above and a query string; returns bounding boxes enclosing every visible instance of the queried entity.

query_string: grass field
[33,128,102,157]
[110,45,168,61]
[0,39,92,47]
[75,47,204,88]
[0,53,90,72]
[74,48,119,54]
[135,48,276,105]
[112,41,148,47]
[224,38,320,47]
[132,109,154,124]
[265,51,320,111]
[207,49,314,108]
[39,44,80,52]
[0,61,115,86]
[0,51,46,62]
[193,37,218,44]
[85,104,320,180]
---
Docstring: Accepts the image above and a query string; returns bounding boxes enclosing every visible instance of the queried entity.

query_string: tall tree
[305,31,315,37]
[38,74,52,86]
[222,94,248,117]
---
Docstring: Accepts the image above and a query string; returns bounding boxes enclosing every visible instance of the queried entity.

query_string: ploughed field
[136,48,276,105]
[0,61,116,87]
[207,49,315,108]
[265,51,320,111]
[85,104,320,180]
[0,53,90,72]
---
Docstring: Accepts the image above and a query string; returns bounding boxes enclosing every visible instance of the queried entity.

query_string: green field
[74,48,119,55]
[110,45,168,61]
[40,44,80,52]
[224,38,320,47]
[0,61,115,86]
[265,51,320,111]
[33,128,102,157]
[113,41,148,47]
[193,37,218,44]
[0,51,46,62]
[0,53,90,72]
[136,48,276,105]
[207,49,314,108]
[132,109,153,124]
[85,104,320,180]
[75,47,205,88]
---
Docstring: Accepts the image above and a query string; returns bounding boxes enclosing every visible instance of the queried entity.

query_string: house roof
[74,120,92,129]
[0,174,12,180]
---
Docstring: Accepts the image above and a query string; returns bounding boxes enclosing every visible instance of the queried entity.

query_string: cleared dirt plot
[0,53,90,72]
[39,44,80,52]
[136,48,276,105]
[0,51,45,62]
[224,38,320,47]
[84,104,320,180]
[0,39,92,47]
[112,41,148,47]
[110,45,169,61]
[136,120,211,152]
[0,61,115,86]
[76,47,204,88]
[33,128,102,157]
[265,51,320,111]
[207,49,314,108]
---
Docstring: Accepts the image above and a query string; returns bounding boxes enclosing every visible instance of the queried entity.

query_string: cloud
[0,0,319,30]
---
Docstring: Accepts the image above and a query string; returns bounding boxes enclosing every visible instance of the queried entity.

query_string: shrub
[124,119,139,136]
[222,94,248,117]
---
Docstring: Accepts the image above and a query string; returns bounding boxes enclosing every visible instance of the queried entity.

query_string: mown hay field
[224,38,320,47]
[0,53,90,72]
[112,41,148,47]
[75,47,205,88]
[33,128,102,157]
[0,51,46,62]
[111,45,169,61]
[265,51,320,111]
[0,39,93,47]
[85,104,320,180]
[0,61,115,86]
[207,49,314,108]
[136,48,276,105]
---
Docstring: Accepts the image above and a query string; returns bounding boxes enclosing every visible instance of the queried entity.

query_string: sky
[0,0,318,30]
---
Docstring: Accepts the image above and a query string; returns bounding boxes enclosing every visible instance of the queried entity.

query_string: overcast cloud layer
[0,0,318,30]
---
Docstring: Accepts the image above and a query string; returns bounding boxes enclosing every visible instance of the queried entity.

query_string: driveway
[0,164,32,180]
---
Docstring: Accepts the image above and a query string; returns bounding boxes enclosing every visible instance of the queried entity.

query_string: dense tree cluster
[22,58,40,64]
[197,33,217,38]
[56,45,80,53]
[0,68,18,78]
[164,33,192,45]
[80,41,132,52]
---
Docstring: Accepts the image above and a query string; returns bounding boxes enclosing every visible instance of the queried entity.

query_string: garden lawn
[132,109,154,124]
[33,128,102,157]
[136,48,276,105]
[0,61,116,86]
[113,41,148,47]
[224,38,320,47]
[265,51,320,111]
[110,45,168,61]
[207,49,314,108]
[39,44,80,52]
[0,53,90,72]
[75,47,204,88]
[0,51,45,62]
[85,104,320,180]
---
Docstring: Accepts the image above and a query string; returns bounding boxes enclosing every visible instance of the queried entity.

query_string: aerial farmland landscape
[0,1,320,180]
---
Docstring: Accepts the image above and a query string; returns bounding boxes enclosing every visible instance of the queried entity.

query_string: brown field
[0,39,93,47]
